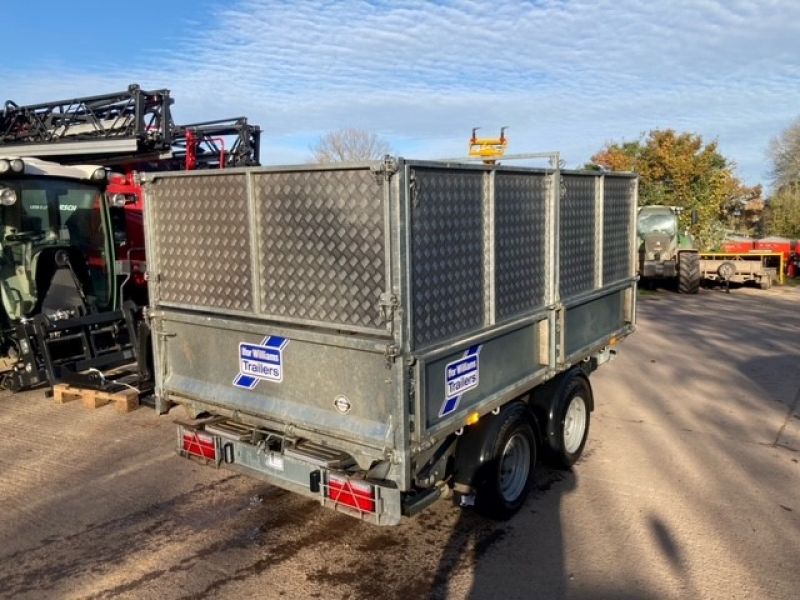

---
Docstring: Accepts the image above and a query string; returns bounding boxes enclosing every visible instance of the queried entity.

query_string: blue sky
[2,0,799,187]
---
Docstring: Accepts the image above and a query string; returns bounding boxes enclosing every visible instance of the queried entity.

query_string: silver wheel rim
[498,432,531,502]
[563,395,587,454]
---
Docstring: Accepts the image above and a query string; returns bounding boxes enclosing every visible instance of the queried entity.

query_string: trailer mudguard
[451,401,538,491]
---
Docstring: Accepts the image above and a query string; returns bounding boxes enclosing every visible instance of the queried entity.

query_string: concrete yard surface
[0,286,798,599]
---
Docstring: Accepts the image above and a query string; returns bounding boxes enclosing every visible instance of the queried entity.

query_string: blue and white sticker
[233,336,289,390]
[439,344,482,417]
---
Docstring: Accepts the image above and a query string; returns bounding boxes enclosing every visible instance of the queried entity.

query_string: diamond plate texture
[253,169,386,330]
[603,176,634,284]
[149,174,252,311]
[559,175,596,299]
[411,168,485,348]
[494,172,548,320]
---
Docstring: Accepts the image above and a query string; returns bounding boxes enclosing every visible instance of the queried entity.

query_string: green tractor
[637,205,700,294]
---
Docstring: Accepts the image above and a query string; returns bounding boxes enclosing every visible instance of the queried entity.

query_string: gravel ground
[0,285,797,599]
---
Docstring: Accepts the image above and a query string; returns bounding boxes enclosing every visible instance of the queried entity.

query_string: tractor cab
[638,205,679,262]
[0,157,115,353]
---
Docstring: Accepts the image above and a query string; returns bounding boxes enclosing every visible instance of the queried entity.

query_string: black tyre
[717,261,736,282]
[548,374,592,469]
[474,405,537,520]
[678,251,700,294]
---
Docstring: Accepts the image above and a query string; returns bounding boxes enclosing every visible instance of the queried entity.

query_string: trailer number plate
[263,452,285,472]
[439,345,482,417]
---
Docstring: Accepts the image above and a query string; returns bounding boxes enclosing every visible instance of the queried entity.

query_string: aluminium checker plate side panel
[603,177,635,285]
[252,169,386,331]
[494,172,548,321]
[148,173,253,311]
[410,167,485,349]
[559,174,596,299]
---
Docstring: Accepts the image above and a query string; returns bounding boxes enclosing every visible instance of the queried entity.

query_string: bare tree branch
[310,128,392,163]
[769,117,800,189]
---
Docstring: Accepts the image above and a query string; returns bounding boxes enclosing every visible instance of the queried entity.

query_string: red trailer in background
[721,236,799,279]
[721,236,755,255]
[753,237,798,261]
[754,237,799,279]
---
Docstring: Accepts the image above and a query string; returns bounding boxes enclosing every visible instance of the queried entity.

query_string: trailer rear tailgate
[157,312,396,449]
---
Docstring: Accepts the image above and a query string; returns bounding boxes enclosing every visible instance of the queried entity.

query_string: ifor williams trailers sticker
[438,344,482,417]
[233,336,288,390]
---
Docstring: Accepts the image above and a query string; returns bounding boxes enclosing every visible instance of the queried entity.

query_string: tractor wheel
[678,252,700,294]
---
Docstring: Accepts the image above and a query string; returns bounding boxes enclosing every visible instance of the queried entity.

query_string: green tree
[765,184,800,238]
[590,129,756,249]
[765,117,800,237]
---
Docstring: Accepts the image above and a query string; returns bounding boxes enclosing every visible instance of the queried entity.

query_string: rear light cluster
[181,430,217,461]
[326,474,376,513]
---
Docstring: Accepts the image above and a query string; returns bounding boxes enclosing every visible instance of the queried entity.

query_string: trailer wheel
[717,261,736,282]
[678,251,700,294]
[473,404,536,520]
[549,374,592,469]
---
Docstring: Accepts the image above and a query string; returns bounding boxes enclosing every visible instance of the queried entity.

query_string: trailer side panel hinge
[371,156,399,180]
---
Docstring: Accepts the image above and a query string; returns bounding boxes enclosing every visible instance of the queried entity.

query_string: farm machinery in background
[722,236,799,280]
[638,204,791,292]
[0,84,261,391]
[701,236,794,289]
[637,205,700,293]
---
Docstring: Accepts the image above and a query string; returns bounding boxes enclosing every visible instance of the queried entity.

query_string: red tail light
[182,430,216,460]
[326,474,376,513]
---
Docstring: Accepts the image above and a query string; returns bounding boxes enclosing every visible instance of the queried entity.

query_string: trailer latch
[379,292,399,323]
[384,344,400,360]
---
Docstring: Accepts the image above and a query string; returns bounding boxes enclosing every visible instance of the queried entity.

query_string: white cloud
[2,0,799,184]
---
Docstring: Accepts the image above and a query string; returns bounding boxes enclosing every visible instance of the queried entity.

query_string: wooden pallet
[53,383,139,413]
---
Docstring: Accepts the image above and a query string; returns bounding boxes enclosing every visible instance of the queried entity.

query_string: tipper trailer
[143,157,637,524]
